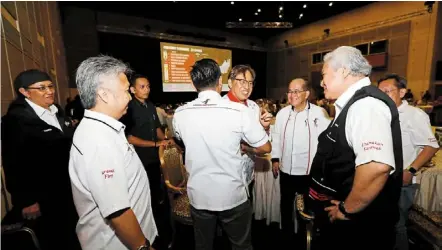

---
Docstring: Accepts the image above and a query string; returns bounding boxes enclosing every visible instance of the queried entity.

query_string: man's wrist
[338,201,354,219]
[136,238,150,250]
[406,165,417,175]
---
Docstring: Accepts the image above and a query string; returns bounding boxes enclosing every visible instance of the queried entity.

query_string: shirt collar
[198,90,222,100]
[133,97,148,107]
[25,98,58,118]
[83,110,125,133]
[398,100,408,113]
[226,90,248,107]
[334,77,372,110]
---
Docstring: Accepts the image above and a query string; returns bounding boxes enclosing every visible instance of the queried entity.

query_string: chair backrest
[159,145,186,188]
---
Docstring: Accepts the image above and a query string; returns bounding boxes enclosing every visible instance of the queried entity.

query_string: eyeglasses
[27,85,55,92]
[287,89,307,95]
[235,78,254,87]
[381,88,398,94]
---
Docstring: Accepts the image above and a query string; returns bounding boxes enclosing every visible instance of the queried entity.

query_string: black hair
[190,58,221,91]
[377,73,407,89]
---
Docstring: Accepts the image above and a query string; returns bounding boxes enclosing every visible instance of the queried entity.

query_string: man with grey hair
[306,46,402,249]
[69,55,157,250]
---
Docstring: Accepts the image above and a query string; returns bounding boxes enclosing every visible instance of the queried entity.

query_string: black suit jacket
[1,98,75,211]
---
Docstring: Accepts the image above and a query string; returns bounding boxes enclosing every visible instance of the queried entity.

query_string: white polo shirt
[398,100,439,169]
[69,110,157,250]
[222,94,261,185]
[173,90,269,211]
[25,98,62,131]
[334,77,396,172]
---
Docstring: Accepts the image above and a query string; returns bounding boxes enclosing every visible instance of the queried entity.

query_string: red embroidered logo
[362,141,383,151]
[102,169,114,179]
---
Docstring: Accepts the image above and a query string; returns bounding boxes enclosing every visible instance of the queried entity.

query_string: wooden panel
[26,1,35,24]
[1,37,14,101]
[377,26,391,39]
[390,36,409,56]
[16,2,31,40]
[2,16,21,49]
[392,21,410,37]
[24,53,34,70]
[360,29,377,42]
[389,55,408,77]
[1,2,17,19]
[5,40,25,81]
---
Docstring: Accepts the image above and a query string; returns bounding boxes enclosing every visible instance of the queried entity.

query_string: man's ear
[399,88,407,99]
[227,79,233,89]
[130,86,136,94]
[97,88,108,104]
[305,90,311,100]
[18,88,30,98]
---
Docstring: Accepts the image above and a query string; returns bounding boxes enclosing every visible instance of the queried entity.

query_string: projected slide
[160,42,232,92]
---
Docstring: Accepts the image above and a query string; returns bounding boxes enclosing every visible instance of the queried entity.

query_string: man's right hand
[272,162,280,178]
[156,140,170,147]
[22,202,41,220]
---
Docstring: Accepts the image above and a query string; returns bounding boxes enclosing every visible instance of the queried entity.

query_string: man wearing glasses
[378,74,439,250]
[2,69,79,249]
[223,65,273,200]
[271,78,330,247]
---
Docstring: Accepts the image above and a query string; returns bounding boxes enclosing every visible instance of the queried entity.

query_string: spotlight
[258,9,261,12]
[329,2,333,7]
[424,1,434,13]
[231,1,234,5]
[255,12,258,15]
[279,14,283,18]
[303,4,307,8]
[239,18,242,22]
[280,6,283,11]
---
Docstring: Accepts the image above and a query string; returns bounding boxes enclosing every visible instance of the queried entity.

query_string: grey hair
[323,46,372,77]
[75,55,131,109]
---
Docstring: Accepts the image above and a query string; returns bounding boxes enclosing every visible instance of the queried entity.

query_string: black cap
[14,69,52,95]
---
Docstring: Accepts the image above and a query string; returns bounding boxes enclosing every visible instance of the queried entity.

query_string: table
[414,150,442,213]
[253,154,281,225]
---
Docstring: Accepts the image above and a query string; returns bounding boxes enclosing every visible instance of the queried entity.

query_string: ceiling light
[303,4,307,8]
[231,1,234,5]
[279,6,283,11]
[258,9,261,12]
[279,14,283,18]
[329,2,333,6]
[299,13,303,18]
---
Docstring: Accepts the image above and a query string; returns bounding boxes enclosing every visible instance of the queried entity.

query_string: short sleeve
[410,110,440,149]
[172,115,181,140]
[346,98,396,170]
[241,108,269,148]
[85,144,131,218]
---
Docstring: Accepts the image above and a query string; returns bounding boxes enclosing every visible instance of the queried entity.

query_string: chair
[159,144,192,228]
[1,167,42,250]
[296,194,316,250]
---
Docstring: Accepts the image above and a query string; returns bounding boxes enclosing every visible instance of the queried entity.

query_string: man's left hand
[403,171,413,186]
[324,200,349,222]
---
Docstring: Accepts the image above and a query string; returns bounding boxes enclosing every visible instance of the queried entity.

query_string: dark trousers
[145,162,173,248]
[316,218,395,250]
[279,172,310,246]
[191,200,253,250]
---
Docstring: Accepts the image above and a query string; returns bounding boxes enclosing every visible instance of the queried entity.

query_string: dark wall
[98,32,267,104]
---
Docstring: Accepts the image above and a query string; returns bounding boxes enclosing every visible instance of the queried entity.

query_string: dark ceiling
[59,1,374,39]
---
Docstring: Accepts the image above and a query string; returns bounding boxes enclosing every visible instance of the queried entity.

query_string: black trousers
[144,162,173,248]
[315,218,395,250]
[279,172,310,246]
[191,200,253,250]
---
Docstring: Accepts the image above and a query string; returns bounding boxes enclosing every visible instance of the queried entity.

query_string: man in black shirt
[121,74,172,249]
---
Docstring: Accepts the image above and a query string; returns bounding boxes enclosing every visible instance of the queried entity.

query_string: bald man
[271,78,330,246]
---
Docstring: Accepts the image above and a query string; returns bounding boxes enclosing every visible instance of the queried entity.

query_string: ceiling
[59,1,374,39]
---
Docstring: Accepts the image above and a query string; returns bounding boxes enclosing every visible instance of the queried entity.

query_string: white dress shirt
[26,98,62,131]
[69,110,157,250]
[271,103,330,175]
[398,100,439,169]
[173,90,269,211]
[334,77,396,173]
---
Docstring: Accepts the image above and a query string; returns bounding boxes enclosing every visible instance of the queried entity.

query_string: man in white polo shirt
[69,55,157,250]
[223,64,273,200]
[173,58,271,250]
[378,74,439,250]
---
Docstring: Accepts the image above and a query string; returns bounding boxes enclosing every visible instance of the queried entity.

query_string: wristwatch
[338,201,353,219]
[136,238,151,250]
[406,166,417,175]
